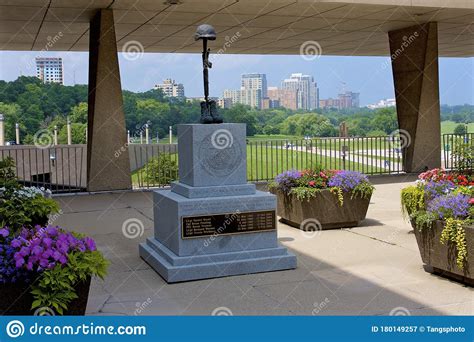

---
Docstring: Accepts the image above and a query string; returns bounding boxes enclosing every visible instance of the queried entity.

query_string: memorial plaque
[182,210,276,239]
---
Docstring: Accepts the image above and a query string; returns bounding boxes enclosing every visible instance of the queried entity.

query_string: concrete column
[389,22,441,172]
[54,125,58,145]
[87,9,131,191]
[67,118,72,145]
[0,114,4,146]
[15,123,20,145]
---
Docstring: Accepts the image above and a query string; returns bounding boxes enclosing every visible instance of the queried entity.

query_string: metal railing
[0,136,408,192]
[246,136,404,182]
[0,145,87,193]
[442,133,473,171]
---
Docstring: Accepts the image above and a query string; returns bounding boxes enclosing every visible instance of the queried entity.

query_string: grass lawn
[441,121,474,135]
[247,145,386,181]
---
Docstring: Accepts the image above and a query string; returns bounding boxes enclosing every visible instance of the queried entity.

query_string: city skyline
[0,52,473,106]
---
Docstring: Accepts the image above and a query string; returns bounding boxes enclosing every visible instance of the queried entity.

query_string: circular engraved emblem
[199,132,242,177]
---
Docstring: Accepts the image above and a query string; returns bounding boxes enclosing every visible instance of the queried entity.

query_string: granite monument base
[139,188,296,283]
[139,123,296,283]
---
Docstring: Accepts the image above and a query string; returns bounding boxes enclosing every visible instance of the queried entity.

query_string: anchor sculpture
[195,24,223,124]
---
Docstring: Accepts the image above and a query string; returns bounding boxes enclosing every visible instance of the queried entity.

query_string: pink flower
[469,198,474,205]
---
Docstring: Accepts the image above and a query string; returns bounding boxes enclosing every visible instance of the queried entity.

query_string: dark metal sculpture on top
[195,24,223,124]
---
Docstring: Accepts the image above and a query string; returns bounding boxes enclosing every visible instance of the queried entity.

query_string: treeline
[0,77,471,144]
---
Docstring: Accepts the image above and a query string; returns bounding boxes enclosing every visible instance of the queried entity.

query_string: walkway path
[54,176,473,316]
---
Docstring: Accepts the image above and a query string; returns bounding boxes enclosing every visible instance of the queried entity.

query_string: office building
[36,57,64,84]
[241,73,267,109]
[281,73,318,110]
[154,78,185,98]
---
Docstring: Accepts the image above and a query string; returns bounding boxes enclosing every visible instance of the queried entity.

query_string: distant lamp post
[140,130,143,144]
[195,24,222,124]
[0,114,4,146]
[127,130,130,144]
[50,149,56,167]
[66,118,72,145]
[15,123,20,145]
[53,125,58,145]
[145,123,149,144]
[169,126,173,144]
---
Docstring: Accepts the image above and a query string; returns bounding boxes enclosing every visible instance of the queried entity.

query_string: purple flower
[275,170,302,193]
[328,171,369,191]
[424,180,455,199]
[0,228,9,238]
[427,193,470,219]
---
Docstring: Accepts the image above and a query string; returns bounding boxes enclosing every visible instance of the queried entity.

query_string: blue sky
[0,51,472,106]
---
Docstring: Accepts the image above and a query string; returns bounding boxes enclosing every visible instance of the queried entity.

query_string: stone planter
[412,220,473,286]
[271,188,371,229]
[0,277,91,315]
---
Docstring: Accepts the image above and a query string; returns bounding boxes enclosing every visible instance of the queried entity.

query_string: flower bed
[401,168,473,285]
[269,169,374,229]
[0,157,108,315]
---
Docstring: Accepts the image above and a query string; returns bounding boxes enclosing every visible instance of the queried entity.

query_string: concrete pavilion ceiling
[0,0,472,57]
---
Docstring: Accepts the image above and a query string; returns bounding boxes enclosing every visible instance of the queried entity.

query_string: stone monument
[139,123,297,282]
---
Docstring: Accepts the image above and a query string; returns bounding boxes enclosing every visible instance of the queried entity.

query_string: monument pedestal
[139,123,296,283]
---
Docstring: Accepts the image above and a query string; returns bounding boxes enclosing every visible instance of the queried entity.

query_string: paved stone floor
[54,176,473,316]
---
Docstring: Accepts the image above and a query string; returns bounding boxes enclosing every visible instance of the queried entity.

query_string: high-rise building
[36,57,64,85]
[338,91,360,108]
[222,89,242,107]
[241,73,267,109]
[281,73,318,110]
[319,91,360,109]
[154,79,185,98]
[267,87,298,110]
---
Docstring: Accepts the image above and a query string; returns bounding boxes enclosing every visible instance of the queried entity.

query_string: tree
[454,124,467,135]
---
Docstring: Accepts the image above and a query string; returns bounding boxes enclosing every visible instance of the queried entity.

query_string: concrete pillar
[15,123,20,145]
[67,118,72,145]
[0,114,4,146]
[54,125,58,145]
[389,22,441,172]
[87,9,131,191]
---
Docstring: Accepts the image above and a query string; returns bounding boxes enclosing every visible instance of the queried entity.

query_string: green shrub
[142,154,178,186]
